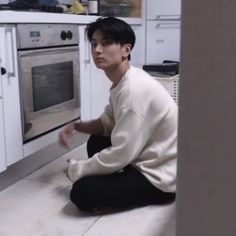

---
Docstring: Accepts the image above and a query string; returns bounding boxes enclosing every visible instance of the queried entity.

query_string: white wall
[176,0,236,235]
[0,0,9,3]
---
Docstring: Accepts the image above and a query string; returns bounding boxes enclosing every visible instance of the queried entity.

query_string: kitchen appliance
[143,61,179,104]
[17,23,80,143]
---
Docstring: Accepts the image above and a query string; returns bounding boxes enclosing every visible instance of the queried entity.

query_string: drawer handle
[155,15,181,21]
[155,23,180,29]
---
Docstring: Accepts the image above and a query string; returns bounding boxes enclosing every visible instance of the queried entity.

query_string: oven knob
[60,31,67,40]
[67,31,73,40]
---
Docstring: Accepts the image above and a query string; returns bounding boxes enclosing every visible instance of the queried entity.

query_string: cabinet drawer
[146,0,181,20]
[146,21,180,64]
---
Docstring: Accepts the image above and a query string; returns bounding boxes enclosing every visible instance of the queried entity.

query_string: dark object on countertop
[1,67,7,76]
[0,0,63,13]
[99,0,114,16]
[143,60,179,76]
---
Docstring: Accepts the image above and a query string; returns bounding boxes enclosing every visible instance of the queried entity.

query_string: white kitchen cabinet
[79,24,144,120]
[146,0,181,20]
[146,20,180,63]
[145,0,181,64]
[90,61,111,119]
[130,25,146,68]
[0,68,7,172]
[78,25,92,120]
[0,26,23,169]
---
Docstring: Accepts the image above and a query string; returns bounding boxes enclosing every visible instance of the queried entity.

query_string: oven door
[18,46,80,142]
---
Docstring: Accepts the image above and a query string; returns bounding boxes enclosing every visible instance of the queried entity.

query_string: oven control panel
[16,24,79,49]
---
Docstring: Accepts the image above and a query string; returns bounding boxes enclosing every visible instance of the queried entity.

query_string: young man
[59,17,178,211]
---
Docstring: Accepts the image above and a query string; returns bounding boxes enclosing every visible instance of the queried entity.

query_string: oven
[16,24,80,143]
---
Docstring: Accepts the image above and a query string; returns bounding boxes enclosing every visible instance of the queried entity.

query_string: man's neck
[105,61,130,89]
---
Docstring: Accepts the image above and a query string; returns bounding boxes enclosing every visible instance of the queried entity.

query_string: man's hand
[63,158,77,180]
[58,122,76,149]
[64,158,86,182]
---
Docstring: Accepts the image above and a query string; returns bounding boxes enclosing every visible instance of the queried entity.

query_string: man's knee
[70,177,95,211]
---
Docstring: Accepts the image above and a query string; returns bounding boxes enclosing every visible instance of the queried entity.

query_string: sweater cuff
[67,159,87,183]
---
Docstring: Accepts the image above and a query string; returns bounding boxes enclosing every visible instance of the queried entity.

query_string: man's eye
[102,41,111,46]
[91,42,97,48]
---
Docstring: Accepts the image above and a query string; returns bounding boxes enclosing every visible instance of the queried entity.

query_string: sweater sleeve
[67,108,145,182]
[99,103,115,136]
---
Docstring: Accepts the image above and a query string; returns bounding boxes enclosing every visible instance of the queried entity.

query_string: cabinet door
[79,25,92,120]
[146,0,181,20]
[146,21,180,64]
[90,57,111,119]
[0,26,23,167]
[0,72,7,172]
[131,25,146,68]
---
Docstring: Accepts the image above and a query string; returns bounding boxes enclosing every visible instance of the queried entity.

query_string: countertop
[0,10,143,25]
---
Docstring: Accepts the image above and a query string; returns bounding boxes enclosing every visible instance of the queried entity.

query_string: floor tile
[84,203,176,236]
[25,143,88,186]
[0,142,176,236]
[0,179,100,236]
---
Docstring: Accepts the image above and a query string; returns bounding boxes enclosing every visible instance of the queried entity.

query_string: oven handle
[18,46,79,57]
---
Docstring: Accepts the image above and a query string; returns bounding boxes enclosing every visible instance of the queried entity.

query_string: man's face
[90,30,130,70]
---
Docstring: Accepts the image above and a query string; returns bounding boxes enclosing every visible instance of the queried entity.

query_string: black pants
[70,135,175,211]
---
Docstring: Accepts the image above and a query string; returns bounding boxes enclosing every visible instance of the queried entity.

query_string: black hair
[86,17,136,60]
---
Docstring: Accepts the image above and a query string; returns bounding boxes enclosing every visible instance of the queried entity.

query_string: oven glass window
[32,61,74,112]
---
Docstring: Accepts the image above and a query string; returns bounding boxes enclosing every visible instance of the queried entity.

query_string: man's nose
[94,44,102,53]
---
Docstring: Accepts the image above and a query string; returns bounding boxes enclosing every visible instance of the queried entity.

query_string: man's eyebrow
[91,37,110,44]
[91,37,106,41]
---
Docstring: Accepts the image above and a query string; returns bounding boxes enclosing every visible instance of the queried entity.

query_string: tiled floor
[0,143,176,236]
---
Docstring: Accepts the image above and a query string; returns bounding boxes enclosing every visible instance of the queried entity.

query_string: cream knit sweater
[68,66,178,192]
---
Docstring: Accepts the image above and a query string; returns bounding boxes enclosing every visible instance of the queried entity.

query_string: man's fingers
[59,132,69,149]
[67,158,77,164]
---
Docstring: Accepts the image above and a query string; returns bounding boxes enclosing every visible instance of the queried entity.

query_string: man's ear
[122,44,132,59]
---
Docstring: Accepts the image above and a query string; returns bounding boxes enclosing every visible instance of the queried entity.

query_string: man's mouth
[95,57,104,62]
